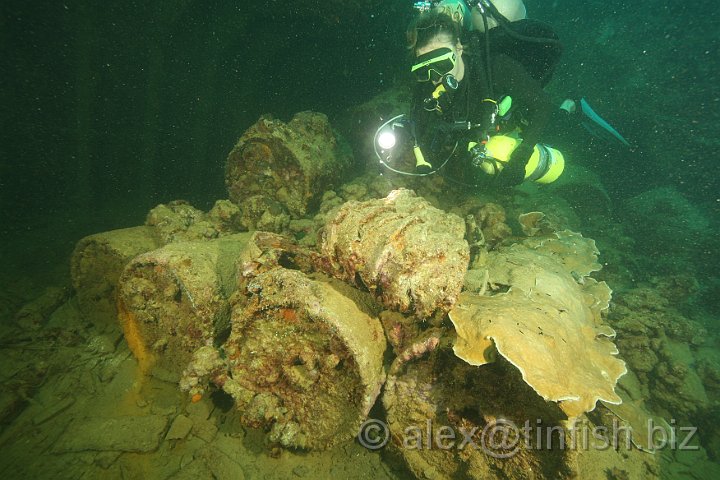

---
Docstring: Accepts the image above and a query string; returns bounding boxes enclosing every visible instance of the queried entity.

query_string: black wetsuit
[412,26,559,186]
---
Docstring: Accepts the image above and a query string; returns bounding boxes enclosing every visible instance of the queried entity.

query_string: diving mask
[411,47,457,83]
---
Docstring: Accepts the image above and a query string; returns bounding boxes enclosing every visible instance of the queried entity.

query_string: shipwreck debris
[182,267,387,450]
[321,189,469,318]
[116,233,252,378]
[226,111,351,219]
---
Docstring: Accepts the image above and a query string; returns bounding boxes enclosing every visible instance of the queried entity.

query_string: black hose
[479,0,562,46]
[479,6,494,97]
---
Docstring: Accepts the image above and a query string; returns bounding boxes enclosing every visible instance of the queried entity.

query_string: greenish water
[1,1,718,478]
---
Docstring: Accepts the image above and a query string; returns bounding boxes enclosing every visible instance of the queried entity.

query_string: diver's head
[407,11,465,84]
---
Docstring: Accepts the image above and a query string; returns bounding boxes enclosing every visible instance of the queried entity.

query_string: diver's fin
[579,97,630,147]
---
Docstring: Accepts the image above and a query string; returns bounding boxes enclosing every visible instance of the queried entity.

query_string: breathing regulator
[373,0,565,183]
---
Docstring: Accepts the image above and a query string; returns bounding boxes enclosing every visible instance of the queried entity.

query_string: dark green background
[1,0,718,279]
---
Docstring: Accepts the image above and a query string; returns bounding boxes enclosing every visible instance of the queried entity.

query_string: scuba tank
[468,135,565,184]
[398,1,567,184]
[374,112,565,184]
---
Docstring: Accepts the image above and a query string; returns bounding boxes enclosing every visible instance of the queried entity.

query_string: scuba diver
[374,0,629,187]
[426,0,630,145]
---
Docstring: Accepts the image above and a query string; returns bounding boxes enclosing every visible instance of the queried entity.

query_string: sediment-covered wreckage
[70,111,660,479]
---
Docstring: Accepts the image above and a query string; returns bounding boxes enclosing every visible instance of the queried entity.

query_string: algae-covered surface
[2,174,719,479]
[0,299,397,479]
[2,0,719,478]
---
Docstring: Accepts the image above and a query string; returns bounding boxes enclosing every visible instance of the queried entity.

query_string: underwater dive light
[374,115,409,169]
[377,130,397,150]
[374,114,454,176]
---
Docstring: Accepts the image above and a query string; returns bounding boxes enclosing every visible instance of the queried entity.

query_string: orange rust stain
[117,297,156,376]
[191,393,203,403]
[117,297,158,414]
[280,308,297,322]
